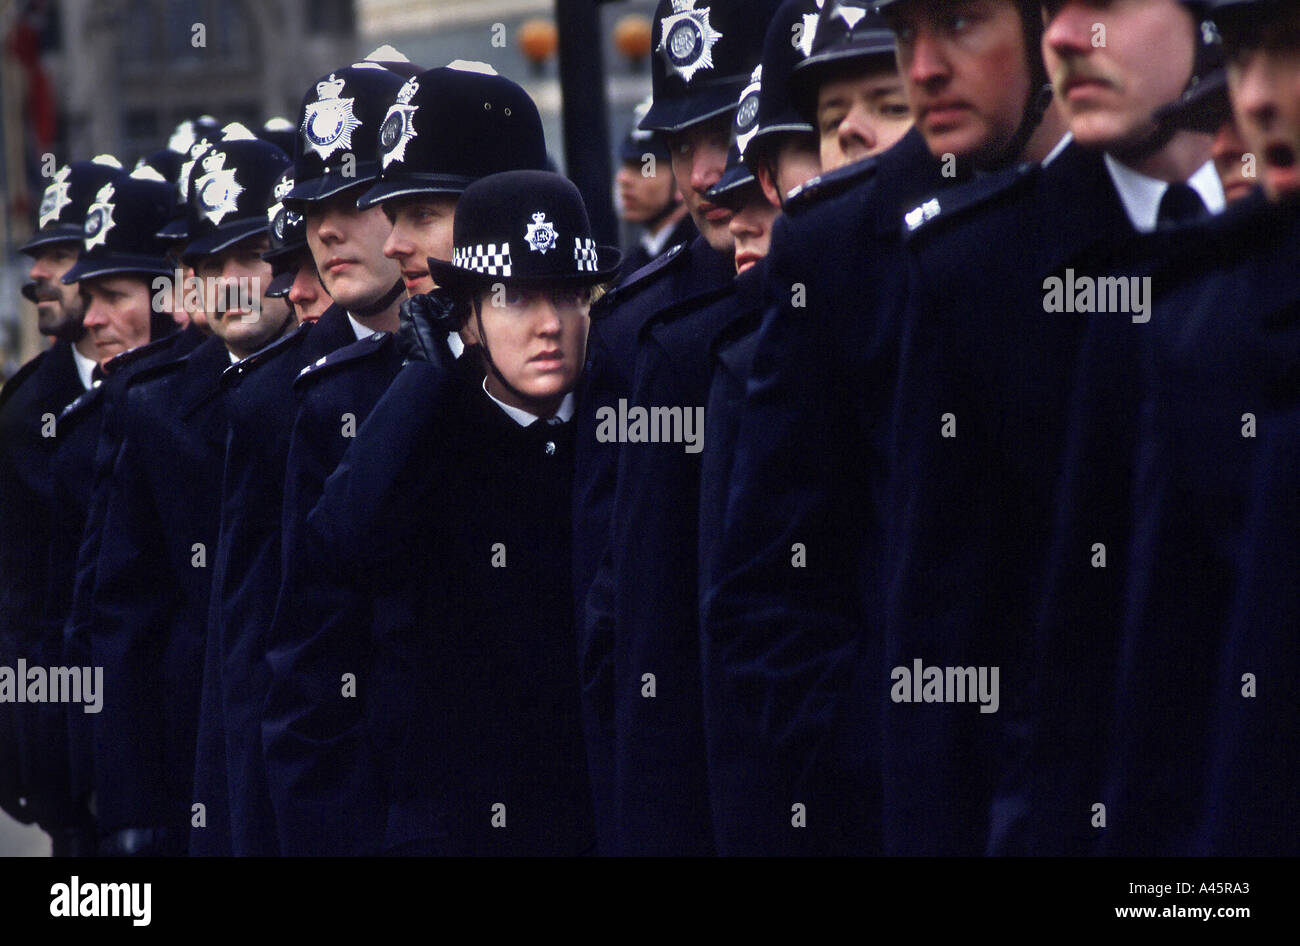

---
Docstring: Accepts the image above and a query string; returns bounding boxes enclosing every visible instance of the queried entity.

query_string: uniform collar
[1102,153,1226,233]
[347,313,374,341]
[640,216,682,259]
[481,377,574,427]
[72,344,98,391]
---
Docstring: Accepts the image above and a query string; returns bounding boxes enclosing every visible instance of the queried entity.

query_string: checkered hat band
[574,237,598,273]
[453,242,513,277]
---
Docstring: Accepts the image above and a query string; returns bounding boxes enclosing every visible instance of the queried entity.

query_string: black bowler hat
[708,66,763,202]
[285,62,408,207]
[618,96,671,164]
[181,129,291,263]
[789,2,896,123]
[747,0,821,163]
[426,170,621,290]
[21,155,124,254]
[62,167,175,284]
[640,0,784,134]
[357,62,548,209]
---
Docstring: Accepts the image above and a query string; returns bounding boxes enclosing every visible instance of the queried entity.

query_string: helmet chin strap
[989,81,1055,173]
[472,295,535,406]
[350,277,405,319]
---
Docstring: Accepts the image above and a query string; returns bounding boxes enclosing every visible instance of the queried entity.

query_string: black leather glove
[396,289,460,368]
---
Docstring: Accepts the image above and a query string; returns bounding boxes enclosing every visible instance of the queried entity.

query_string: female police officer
[273,169,619,855]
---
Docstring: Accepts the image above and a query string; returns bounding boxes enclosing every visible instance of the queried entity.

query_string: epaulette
[293,330,390,391]
[0,349,48,409]
[223,321,309,388]
[602,241,689,312]
[902,162,1038,242]
[126,350,189,388]
[784,156,881,215]
[101,332,180,375]
[58,382,104,423]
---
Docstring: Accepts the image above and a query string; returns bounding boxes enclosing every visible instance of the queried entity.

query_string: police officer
[616,97,696,276]
[45,166,197,855]
[787,0,911,172]
[0,156,121,851]
[262,59,554,855]
[262,167,333,324]
[881,0,1223,855]
[81,135,289,858]
[700,0,1067,855]
[297,170,617,854]
[573,0,782,858]
[1192,0,1300,856]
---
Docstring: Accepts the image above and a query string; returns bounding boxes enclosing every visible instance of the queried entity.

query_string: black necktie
[1157,182,1208,229]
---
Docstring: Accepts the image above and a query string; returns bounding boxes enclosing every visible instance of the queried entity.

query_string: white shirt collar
[1103,154,1226,233]
[351,310,465,358]
[640,220,679,260]
[71,344,97,390]
[347,313,373,341]
[481,377,574,427]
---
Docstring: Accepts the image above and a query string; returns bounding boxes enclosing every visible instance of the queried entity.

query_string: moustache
[22,281,61,303]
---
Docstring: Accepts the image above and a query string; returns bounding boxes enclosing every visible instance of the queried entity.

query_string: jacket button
[545,441,556,456]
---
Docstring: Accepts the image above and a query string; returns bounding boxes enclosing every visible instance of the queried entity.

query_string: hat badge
[525,211,559,255]
[178,138,214,202]
[797,10,821,58]
[302,74,362,161]
[735,65,762,156]
[83,182,117,251]
[835,3,867,29]
[195,149,245,226]
[380,77,420,170]
[38,165,74,229]
[658,0,724,84]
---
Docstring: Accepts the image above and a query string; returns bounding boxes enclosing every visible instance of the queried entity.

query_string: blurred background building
[0,0,657,379]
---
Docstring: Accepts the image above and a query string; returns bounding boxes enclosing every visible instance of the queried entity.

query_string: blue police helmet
[358,61,549,210]
[641,0,785,135]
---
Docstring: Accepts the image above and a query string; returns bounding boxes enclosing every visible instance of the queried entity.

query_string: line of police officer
[1,0,1295,857]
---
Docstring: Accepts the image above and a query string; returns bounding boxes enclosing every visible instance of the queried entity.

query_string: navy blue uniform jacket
[572,234,735,853]
[700,129,943,855]
[0,341,85,825]
[88,334,231,843]
[192,305,353,856]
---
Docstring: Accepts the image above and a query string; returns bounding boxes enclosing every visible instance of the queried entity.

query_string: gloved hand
[396,289,460,368]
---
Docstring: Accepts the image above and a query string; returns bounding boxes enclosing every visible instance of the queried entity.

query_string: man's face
[1225,8,1300,203]
[727,190,781,274]
[616,156,680,224]
[816,65,914,170]
[465,284,591,415]
[194,236,293,358]
[382,194,459,297]
[1211,115,1255,203]
[80,275,153,364]
[284,250,332,323]
[27,243,84,336]
[667,115,735,252]
[889,0,1034,167]
[1043,0,1196,152]
[304,188,400,312]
